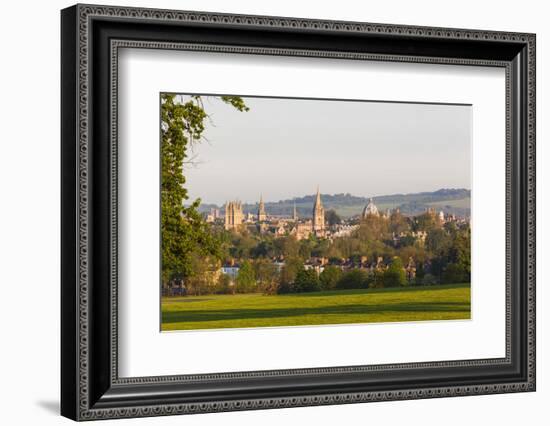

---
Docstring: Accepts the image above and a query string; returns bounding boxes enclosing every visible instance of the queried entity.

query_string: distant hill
[197,188,471,219]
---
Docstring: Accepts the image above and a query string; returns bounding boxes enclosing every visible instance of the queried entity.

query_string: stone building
[224,200,243,230]
[362,198,379,219]
[292,220,313,240]
[257,195,267,222]
[312,186,326,237]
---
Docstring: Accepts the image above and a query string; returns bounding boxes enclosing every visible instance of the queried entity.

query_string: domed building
[362,198,379,219]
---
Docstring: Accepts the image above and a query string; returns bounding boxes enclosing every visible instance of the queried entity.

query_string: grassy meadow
[161,283,470,331]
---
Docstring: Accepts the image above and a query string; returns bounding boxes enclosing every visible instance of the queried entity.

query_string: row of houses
[220,255,417,279]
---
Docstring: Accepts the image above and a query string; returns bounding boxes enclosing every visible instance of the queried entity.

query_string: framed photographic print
[61,4,536,421]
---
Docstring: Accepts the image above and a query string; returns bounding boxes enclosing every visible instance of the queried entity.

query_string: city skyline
[178,95,472,205]
[202,185,471,225]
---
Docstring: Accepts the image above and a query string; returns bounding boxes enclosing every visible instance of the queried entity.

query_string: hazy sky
[174,95,471,205]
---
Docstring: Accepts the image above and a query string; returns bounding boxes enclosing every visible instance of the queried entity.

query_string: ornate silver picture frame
[61,4,535,421]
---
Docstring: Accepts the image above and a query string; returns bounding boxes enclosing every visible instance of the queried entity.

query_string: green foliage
[253,258,279,294]
[369,268,385,289]
[220,96,250,112]
[356,214,390,242]
[383,257,407,287]
[277,258,304,294]
[319,266,343,290]
[444,221,459,234]
[251,239,276,258]
[397,245,427,265]
[337,269,369,290]
[426,228,451,255]
[449,226,471,280]
[422,273,437,285]
[277,282,294,294]
[236,260,256,293]
[310,238,331,258]
[414,212,439,232]
[294,269,321,292]
[442,263,469,284]
[325,209,342,226]
[229,232,257,259]
[298,239,313,260]
[215,274,234,295]
[184,255,219,295]
[429,257,445,284]
[323,218,393,261]
[160,94,249,286]
[398,235,416,247]
[389,210,409,235]
[274,236,300,259]
[415,262,425,286]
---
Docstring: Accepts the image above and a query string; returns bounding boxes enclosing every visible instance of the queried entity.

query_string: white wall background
[0,0,546,424]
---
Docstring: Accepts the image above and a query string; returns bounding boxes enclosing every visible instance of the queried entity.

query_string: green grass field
[161,283,470,331]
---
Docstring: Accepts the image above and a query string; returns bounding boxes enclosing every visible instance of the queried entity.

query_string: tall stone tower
[312,186,325,236]
[293,201,298,221]
[257,195,267,222]
[224,201,244,230]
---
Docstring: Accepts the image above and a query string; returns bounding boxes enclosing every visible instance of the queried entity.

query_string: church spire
[258,194,266,222]
[312,185,325,235]
[314,185,322,209]
[293,201,298,221]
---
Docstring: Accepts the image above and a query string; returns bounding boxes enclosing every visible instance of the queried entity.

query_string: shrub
[277,258,304,294]
[337,269,369,289]
[414,262,425,286]
[235,261,256,293]
[383,257,407,287]
[368,269,385,289]
[442,263,469,284]
[253,259,279,294]
[422,273,437,286]
[276,281,294,294]
[294,269,321,292]
[319,266,342,290]
[215,274,234,294]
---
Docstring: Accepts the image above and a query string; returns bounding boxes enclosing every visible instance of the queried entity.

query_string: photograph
[57,3,536,420]
[160,94,472,331]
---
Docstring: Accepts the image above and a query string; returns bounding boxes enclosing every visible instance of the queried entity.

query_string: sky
[172,95,472,205]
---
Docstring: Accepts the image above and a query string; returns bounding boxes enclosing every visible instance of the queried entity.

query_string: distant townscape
[211,187,469,240]
[198,188,471,219]
[163,186,471,297]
